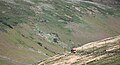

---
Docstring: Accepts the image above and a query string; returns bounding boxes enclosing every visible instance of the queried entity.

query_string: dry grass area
[38,35,120,65]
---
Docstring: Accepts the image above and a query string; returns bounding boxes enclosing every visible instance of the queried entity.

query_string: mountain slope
[0,0,120,65]
[86,0,120,7]
[38,35,120,65]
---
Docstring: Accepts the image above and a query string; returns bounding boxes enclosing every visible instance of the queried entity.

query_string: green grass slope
[0,0,120,65]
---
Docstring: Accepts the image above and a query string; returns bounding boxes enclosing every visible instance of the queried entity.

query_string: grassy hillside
[0,0,120,65]
[87,0,120,7]
[38,35,120,65]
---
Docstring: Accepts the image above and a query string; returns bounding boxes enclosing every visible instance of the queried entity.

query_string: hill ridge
[38,35,120,65]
